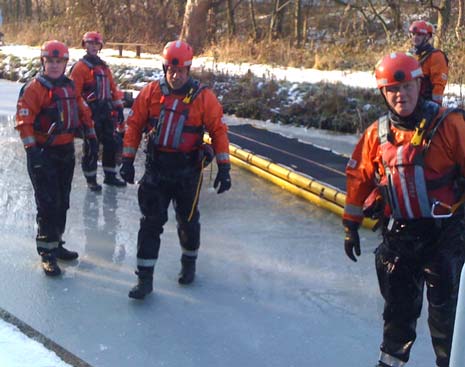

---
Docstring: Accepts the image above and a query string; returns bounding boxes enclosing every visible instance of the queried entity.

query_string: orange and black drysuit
[16,74,96,256]
[343,101,465,367]
[70,54,124,181]
[413,43,448,105]
[122,77,230,272]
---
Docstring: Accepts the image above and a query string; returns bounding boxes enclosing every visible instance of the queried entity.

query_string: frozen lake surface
[0,79,435,367]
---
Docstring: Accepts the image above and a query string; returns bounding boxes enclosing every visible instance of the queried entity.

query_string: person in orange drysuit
[342,52,465,367]
[70,31,126,191]
[409,20,448,105]
[16,40,97,276]
[119,40,231,299]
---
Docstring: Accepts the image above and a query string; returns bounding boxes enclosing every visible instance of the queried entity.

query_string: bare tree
[226,0,236,39]
[180,0,213,52]
[249,0,258,41]
[294,0,302,47]
[430,0,451,47]
[385,0,402,33]
[455,0,464,39]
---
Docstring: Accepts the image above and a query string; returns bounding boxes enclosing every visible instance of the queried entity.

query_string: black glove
[214,163,231,194]
[120,158,135,184]
[343,219,361,262]
[116,107,125,124]
[26,146,43,169]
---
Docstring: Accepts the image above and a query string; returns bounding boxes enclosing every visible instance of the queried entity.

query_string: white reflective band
[181,248,198,257]
[379,351,406,367]
[441,73,447,80]
[344,203,363,217]
[216,153,230,161]
[102,166,117,173]
[347,158,357,169]
[37,241,59,250]
[22,136,36,146]
[411,68,423,78]
[123,147,137,155]
[163,99,178,146]
[19,108,29,116]
[83,170,97,177]
[137,258,157,267]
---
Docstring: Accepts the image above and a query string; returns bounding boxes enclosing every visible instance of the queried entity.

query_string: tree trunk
[226,0,236,39]
[456,0,464,40]
[386,0,401,32]
[294,0,302,47]
[25,0,32,18]
[180,0,213,52]
[249,0,258,41]
[434,0,451,48]
[268,0,279,42]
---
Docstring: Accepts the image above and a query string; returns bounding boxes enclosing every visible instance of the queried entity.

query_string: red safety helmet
[40,40,69,60]
[162,40,194,68]
[375,52,423,89]
[82,31,104,48]
[409,21,434,36]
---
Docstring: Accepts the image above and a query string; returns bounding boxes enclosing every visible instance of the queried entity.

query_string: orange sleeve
[425,51,448,104]
[69,61,89,98]
[199,89,230,164]
[434,111,465,176]
[77,97,95,138]
[122,82,158,159]
[15,80,47,148]
[343,122,381,223]
[107,67,124,106]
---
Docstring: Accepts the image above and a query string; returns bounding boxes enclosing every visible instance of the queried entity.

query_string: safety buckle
[430,200,453,218]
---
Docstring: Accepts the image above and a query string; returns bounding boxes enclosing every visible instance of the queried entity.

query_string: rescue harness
[149,78,208,153]
[378,106,465,220]
[33,75,80,145]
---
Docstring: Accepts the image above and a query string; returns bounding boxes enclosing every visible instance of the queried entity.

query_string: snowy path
[0,80,436,367]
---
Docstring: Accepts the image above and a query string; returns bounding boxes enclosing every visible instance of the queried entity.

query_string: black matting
[228,124,348,192]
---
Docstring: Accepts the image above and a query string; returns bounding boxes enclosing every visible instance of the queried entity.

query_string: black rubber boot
[104,173,126,187]
[128,267,154,299]
[87,177,102,192]
[41,254,61,276]
[55,241,79,261]
[178,255,196,285]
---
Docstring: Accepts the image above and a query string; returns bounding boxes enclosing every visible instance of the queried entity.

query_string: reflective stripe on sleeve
[123,146,137,156]
[22,136,36,146]
[344,203,363,217]
[216,153,230,162]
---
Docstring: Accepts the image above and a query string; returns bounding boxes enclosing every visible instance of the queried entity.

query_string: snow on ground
[1,44,463,105]
[0,319,72,367]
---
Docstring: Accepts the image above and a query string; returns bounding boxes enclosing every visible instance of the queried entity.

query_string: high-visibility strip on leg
[379,351,406,367]
[181,247,198,257]
[37,240,59,250]
[137,258,157,267]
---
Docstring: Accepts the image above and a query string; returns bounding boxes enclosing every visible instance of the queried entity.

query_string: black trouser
[81,102,117,179]
[136,152,202,268]
[27,143,75,255]
[375,216,465,367]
